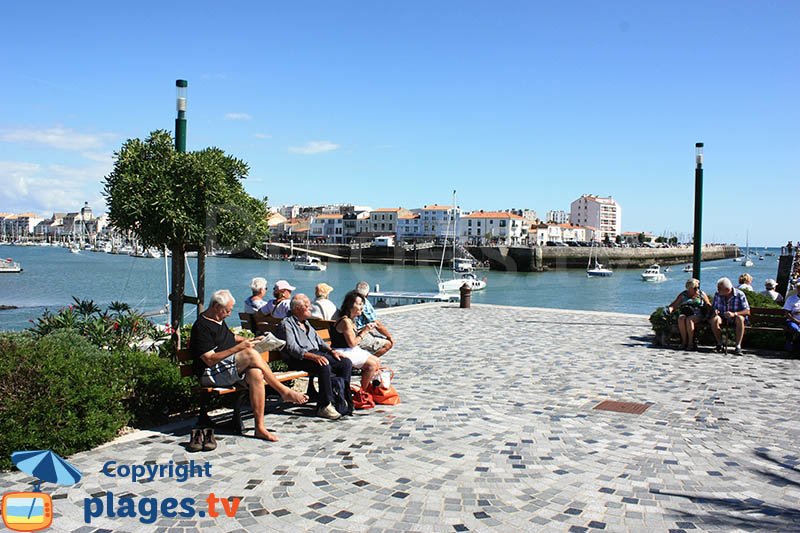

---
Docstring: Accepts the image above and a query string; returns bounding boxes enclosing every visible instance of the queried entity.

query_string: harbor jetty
[262,243,738,272]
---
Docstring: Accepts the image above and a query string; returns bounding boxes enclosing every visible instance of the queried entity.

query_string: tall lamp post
[175,80,187,152]
[692,142,704,281]
[169,79,199,340]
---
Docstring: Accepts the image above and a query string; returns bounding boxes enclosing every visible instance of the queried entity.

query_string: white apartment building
[460,211,525,245]
[546,210,569,224]
[309,214,344,243]
[410,204,459,240]
[569,194,621,240]
[396,214,422,240]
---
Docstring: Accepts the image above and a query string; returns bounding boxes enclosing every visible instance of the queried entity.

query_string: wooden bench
[745,306,786,334]
[664,306,787,349]
[239,311,256,333]
[176,319,334,433]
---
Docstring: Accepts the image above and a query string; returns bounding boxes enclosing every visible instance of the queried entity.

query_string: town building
[460,211,525,245]
[569,194,621,240]
[309,214,344,243]
[546,210,569,224]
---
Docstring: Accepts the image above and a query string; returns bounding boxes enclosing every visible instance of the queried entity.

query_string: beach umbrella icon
[11,450,82,491]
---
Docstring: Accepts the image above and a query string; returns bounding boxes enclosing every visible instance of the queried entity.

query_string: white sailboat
[437,191,487,293]
[586,242,613,277]
[742,231,753,267]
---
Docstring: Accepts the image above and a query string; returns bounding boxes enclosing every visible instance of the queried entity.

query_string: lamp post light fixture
[175,79,187,153]
[692,142,704,281]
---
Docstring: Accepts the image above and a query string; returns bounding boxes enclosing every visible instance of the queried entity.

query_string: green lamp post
[692,142,703,281]
[175,79,187,153]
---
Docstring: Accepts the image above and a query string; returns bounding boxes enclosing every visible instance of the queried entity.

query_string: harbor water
[0,245,786,331]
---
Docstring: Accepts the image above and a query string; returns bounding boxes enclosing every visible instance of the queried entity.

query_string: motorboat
[293,255,327,271]
[0,258,22,273]
[586,243,613,277]
[641,264,667,282]
[438,271,487,292]
[682,264,692,273]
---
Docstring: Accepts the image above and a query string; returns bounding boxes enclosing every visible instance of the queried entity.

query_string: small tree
[103,130,269,335]
[637,232,646,244]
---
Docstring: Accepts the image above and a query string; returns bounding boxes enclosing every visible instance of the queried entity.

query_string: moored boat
[293,255,327,271]
[641,264,667,282]
[0,258,23,273]
[586,243,613,277]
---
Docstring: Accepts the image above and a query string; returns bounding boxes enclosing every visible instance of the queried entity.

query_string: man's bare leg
[244,368,278,442]
[237,348,308,404]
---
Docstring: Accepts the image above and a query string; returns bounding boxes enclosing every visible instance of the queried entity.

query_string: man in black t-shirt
[190,289,308,442]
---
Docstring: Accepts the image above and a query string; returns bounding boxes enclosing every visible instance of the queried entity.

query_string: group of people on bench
[190,280,395,441]
[667,276,800,354]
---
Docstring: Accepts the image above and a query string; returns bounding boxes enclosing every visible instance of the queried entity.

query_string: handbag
[350,386,375,410]
[365,367,400,405]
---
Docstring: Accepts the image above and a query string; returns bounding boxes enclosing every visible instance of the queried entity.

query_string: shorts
[359,332,389,354]
[200,354,244,387]
[336,346,372,369]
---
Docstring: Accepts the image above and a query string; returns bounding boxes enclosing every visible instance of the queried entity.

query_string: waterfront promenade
[1,304,798,532]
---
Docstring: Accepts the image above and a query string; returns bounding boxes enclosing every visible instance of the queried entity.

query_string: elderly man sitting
[277,294,352,420]
[709,277,750,355]
[190,290,308,445]
[353,281,394,357]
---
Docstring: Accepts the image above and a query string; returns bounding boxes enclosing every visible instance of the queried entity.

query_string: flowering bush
[29,297,168,350]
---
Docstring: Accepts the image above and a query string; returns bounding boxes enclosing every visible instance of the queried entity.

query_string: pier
[263,242,738,272]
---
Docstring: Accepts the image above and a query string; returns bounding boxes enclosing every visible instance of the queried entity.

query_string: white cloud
[0,127,115,151]
[288,140,341,155]
[0,159,111,213]
[81,151,114,164]
[224,113,253,121]
[253,133,272,139]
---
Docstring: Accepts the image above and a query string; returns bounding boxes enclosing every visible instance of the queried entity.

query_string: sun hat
[273,280,296,292]
[764,279,777,289]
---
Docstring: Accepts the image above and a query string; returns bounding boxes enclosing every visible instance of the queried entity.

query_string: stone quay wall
[263,243,738,272]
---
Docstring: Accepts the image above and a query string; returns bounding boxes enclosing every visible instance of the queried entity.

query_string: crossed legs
[235,348,308,441]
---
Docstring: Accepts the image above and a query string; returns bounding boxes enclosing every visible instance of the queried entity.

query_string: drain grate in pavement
[594,400,651,415]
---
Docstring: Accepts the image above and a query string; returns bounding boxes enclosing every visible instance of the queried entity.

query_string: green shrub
[742,289,782,308]
[111,348,194,426]
[0,331,128,471]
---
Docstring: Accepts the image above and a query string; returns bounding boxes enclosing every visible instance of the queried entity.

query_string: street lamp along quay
[175,79,187,153]
[692,142,703,282]
[169,79,204,344]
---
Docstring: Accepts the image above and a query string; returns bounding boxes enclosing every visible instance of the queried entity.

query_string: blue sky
[0,1,796,246]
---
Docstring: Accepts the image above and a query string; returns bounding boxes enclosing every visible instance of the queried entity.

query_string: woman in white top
[311,283,338,320]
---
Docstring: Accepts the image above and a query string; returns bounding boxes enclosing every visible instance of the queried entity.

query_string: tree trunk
[170,244,186,349]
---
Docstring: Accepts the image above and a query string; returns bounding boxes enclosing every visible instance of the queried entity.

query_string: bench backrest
[239,312,256,332]
[749,306,787,327]
[176,348,195,378]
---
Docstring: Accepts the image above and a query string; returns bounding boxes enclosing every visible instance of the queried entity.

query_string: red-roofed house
[460,211,526,245]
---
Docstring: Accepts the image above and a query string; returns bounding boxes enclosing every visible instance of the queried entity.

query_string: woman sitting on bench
[666,278,711,351]
[331,290,381,390]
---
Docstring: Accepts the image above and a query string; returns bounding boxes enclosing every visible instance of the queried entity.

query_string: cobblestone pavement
[2,304,799,532]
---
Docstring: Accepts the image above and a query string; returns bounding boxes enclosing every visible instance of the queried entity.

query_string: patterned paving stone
[2,304,799,532]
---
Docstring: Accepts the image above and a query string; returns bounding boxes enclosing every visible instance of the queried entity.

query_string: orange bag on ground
[365,367,400,405]
[351,386,375,410]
